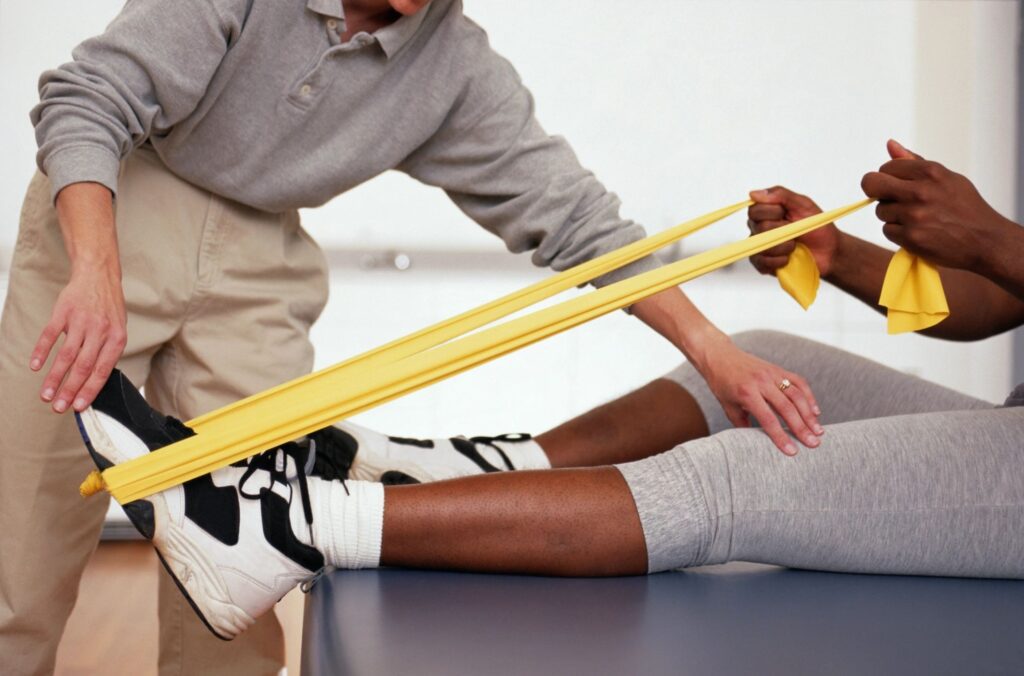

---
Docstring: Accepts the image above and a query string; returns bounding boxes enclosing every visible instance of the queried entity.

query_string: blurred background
[1,0,1018,437]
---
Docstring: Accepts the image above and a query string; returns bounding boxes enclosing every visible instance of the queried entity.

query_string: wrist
[822,230,858,285]
[70,253,122,280]
[631,287,730,371]
[676,322,731,374]
[980,216,1024,289]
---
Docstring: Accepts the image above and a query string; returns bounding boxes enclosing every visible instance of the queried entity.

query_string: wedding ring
[778,378,792,392]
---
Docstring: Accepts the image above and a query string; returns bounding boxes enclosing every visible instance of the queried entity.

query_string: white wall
[0,1,1020,437]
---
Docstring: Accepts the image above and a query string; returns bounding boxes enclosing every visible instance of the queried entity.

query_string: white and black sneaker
[337,421,551,485]
[75,369,338,640]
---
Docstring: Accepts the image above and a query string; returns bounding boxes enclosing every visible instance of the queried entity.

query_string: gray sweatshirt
[31,0,660,285]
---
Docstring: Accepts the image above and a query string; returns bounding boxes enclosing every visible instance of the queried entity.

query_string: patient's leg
[374,329,995,475]
[85,372,1023,642]
[537,378,708,467]
[380,467,648,576]
[616,406,1024,578]
[670,330,992,435]
[339,377,703,483]
[327,405,1024,580]
[535,329,994,468]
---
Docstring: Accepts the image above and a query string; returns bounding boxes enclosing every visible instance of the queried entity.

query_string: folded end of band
[776,243,819,310]
[80,470,107,498]
[879,248,949,334]
[778,244,949,334]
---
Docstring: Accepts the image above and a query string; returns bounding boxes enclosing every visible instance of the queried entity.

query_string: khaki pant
[0,147,329,675]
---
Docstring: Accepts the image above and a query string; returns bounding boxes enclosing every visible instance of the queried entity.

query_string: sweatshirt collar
[306,0,432,59]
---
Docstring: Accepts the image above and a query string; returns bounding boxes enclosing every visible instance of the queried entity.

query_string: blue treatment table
[302,563,1024,675]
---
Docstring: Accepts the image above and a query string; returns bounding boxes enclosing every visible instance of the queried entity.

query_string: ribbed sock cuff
[507,438,551,470]
[319,480,384,569]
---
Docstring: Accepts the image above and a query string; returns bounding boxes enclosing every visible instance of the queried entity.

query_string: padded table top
[302,563,1024,675]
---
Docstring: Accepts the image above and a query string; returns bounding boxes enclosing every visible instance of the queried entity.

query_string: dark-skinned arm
[749,140,1024,342]
[825,230,1024,341]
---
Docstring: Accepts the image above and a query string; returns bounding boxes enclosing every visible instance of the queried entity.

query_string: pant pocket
[283,210,330,327]
[13,171,53,256]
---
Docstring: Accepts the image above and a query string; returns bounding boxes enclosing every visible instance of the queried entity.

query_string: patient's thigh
[663,330,993,433]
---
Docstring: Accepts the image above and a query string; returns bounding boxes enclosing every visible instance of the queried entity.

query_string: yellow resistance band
[83,198,880,504]
[185,199,751,434]
[776,243,949,333]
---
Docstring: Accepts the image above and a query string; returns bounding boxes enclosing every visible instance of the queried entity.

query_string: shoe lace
[468,433,531,471]
[237,442,318,545]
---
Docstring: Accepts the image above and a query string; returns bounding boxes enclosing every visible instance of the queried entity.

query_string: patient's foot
[75,369,382,640]
[338,420,551,484]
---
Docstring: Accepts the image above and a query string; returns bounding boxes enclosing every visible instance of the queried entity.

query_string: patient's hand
[747,187,841,276]
[861,140,1020,274]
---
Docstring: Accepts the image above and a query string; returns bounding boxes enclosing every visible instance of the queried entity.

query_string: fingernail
[30,358,41,370]
[73,398,86,412]
[42,388,55,401]
[814,424,825,435]
[54,399,68,413]
[785,443,798,456]
[805,435,819,447]
[813,406,821,415]
[750,189,767,198]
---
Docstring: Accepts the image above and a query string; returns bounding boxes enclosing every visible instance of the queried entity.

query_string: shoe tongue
[273,440,312,481]
[306,427,357,481]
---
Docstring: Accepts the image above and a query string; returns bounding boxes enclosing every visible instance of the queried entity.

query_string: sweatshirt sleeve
[397,32,662,288]
[30,0,249,201]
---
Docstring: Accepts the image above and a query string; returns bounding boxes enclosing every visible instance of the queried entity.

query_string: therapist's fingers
[783,371,821,417]
[775,375,824,439]
[40,327,84,409]
[722,402,751,430]
[52,332,105,414]
[765,383,820,449]
[72,337,126,412]
[743,396,800,456]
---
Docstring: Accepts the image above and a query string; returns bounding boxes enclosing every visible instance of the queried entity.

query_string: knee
[729,329,824,361]
[730,329,793,350]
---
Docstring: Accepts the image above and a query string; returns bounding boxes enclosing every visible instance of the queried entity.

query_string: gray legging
[616,330,1024,579]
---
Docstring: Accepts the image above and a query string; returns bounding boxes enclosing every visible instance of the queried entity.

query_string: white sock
[340,421,551,483]
[291,478,385,569]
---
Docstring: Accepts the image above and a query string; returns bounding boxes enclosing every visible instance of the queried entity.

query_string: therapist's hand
[861,140,1019,272]
[747,186,841,276]
[699,333,824,456]
[30,182,127,413]
[33,267,127,413]
[632,289,823,456]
